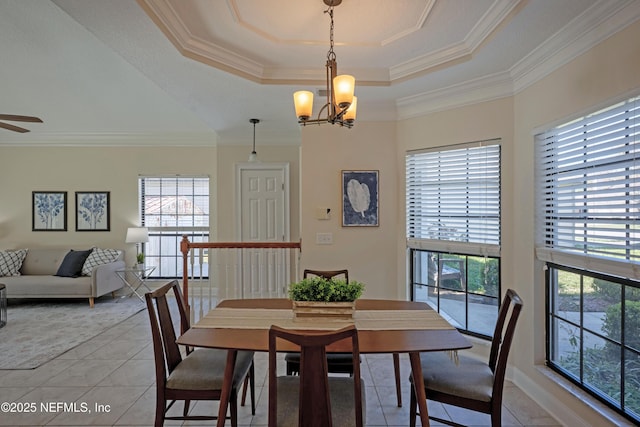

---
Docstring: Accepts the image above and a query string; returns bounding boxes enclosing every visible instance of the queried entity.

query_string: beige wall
[0,145,218,267]
[299,122,399,299]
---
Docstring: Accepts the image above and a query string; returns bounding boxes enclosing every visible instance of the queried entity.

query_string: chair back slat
[146,280,184,375]
[303,269,349,283]
[489,289,523,403]
[268,325,363,427]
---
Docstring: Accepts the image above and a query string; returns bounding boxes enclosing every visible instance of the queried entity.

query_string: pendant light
[248,118,260,162]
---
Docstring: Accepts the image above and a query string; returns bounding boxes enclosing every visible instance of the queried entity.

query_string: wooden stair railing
[180,236,302,317]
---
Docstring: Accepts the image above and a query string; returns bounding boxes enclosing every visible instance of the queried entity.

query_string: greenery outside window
[547,265,640,423]
[406,140,501,338]
[536,94,639,423]
[139,176,210,279]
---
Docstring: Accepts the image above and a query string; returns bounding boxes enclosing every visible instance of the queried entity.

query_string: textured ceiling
[0,0,639,145]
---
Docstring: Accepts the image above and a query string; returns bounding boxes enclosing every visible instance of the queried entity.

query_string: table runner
[192,307,455,331]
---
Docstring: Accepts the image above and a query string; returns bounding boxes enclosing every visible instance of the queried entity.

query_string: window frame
[537,94,640,424]
[138,175,210,279]
[406,139,502,338]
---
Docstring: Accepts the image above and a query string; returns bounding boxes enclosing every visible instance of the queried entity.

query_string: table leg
[409,352,430,427]
[217,349,237,427]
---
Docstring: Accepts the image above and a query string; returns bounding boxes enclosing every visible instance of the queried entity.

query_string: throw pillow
[0,249,28,276]
[82,248,121,276]
[55,249,92,278]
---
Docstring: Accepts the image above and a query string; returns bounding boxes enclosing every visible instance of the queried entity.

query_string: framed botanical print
[75,191,110,231]
[342,170,379,227]
[32,191,67,231]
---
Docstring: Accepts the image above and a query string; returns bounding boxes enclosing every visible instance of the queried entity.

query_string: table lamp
[125,227,149,265]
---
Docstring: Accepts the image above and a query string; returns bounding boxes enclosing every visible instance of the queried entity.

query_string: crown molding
[140,0,524,85]
[0,132,218,147]
[511,0,640,93]
[397,0,640,119]
[397,72,514,120]
[137,0,265,82]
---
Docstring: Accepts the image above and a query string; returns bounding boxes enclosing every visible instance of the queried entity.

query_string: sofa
[0,248,125,307]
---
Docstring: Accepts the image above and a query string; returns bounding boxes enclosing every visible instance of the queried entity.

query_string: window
[139,176,210,278]
[406,140,501,338]
[537,95,639,423]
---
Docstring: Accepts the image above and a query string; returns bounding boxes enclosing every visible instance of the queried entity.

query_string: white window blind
[140,176,209,230]
[139,176,210,277]
[535,95,639,278]
[406,140,501,257]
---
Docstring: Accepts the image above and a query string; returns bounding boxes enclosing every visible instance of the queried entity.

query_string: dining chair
[145,280,255,427]
[171,279,255,415]
[409,288,523,427]
[285,268,404,407]
[269,324,365,427]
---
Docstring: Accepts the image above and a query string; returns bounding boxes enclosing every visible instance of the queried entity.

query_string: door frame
[235,162,290,241]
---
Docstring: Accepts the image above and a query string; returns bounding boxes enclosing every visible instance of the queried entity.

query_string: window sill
[535,365,634,426]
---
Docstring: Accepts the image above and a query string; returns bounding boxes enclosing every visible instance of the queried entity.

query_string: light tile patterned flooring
[0,297,561,426]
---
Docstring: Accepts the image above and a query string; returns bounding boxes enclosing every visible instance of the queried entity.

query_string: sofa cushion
[82,248,122,276]
[55,250,92,278]
[3,275,92,297]
[0,249,28,276]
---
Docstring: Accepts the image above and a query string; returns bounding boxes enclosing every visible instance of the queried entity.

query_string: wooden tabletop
[177,298,471,427]
[178,298,471,354]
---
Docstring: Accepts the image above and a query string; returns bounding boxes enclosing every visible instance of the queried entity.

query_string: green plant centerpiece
[288,277,364,322]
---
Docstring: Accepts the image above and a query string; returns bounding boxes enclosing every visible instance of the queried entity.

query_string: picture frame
[32,191,67,231]
[341,170,379,227]
[75,191,110,231]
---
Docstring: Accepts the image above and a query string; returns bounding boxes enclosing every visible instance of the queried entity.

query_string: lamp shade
[125,227,149,244]
[333,74,355,109]
[343,96,357,123]
[293,91,314,120]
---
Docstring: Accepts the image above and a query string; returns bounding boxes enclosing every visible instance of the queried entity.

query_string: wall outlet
[316,232,333,245]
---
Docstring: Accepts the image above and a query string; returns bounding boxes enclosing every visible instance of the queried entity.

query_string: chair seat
[274,376,366,427]
[416,351,494,403]
[167,348,254,391]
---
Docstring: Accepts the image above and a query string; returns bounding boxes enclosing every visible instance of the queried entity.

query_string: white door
[235,163,290,298]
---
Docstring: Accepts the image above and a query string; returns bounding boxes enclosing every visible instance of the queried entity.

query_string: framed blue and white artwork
[342,170,379,227]
[75,191,110,231]
[32,191,67,231]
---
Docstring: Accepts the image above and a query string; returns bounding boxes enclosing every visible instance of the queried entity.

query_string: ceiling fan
[0,114,43,133]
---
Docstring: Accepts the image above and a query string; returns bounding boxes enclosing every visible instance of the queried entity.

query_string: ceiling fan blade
[0,114,43,123]
[0,121,30,133]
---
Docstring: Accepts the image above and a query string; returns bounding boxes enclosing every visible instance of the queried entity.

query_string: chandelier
[293,0,357,128]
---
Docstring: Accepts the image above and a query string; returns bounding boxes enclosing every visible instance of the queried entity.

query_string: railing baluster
[180,236,302,323]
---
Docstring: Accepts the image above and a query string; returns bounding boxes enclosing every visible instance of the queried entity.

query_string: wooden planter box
[292,300,355,322]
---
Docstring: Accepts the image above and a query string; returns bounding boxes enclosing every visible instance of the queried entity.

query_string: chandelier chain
[325,5,336,62]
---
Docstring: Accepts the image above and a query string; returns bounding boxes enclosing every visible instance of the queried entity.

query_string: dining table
[176,298,471,427]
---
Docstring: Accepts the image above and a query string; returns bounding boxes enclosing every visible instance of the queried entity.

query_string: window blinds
[406,140,501,257]
[535,96,639,278]
[139,176,210,230]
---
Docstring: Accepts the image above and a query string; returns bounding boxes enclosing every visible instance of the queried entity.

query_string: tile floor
[0,298,561,426]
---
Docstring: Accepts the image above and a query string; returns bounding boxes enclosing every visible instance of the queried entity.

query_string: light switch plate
[316,232,333,244]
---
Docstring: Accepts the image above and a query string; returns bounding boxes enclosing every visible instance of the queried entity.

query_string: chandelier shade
[293,91,314,121]
[332,74,355,109]
[293,0,356,128]
[343,96,357,123]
